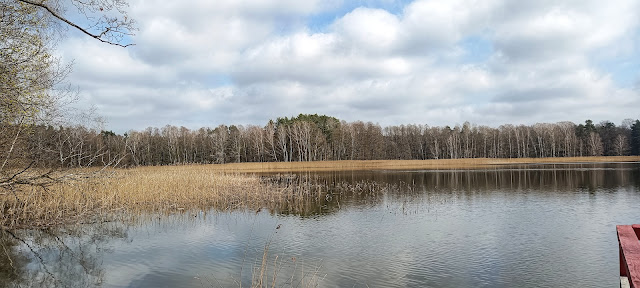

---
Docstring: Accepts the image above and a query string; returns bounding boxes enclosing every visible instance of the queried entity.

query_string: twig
[16,0,135,47]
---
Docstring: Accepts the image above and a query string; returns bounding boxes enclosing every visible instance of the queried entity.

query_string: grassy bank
[1,156,639,229]
[200,156,640,172]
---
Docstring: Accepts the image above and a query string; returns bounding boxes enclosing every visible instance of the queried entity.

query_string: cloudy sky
[59,0,640,133]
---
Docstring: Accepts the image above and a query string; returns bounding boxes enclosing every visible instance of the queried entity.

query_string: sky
[58,0,640,133]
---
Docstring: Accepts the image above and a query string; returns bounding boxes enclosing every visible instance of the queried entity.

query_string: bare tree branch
[15,0,135,47]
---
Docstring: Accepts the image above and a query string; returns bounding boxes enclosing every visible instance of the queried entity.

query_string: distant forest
[20,114,640,167]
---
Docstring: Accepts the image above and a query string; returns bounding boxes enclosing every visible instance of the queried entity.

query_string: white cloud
[58,0,640,132]
[333,7,401,54]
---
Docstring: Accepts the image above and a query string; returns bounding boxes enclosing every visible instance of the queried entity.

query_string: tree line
[19,114,640,168]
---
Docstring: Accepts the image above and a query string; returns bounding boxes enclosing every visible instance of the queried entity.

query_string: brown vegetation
[0,167,327,230]
[201,156,640,172]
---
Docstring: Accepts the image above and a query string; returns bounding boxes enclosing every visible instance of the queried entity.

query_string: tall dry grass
[0,166,329,229]
[203,156,640,172]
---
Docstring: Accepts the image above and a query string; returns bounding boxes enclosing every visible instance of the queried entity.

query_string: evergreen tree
[631,120,640,156]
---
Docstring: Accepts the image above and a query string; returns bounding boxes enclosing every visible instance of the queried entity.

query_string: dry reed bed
[203,156,640,172]
[0,167,330,229]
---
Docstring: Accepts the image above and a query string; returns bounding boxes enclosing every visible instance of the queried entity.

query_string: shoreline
[171,156,640,173]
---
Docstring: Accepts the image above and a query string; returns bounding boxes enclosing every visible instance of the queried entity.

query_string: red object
[618,224,640,288]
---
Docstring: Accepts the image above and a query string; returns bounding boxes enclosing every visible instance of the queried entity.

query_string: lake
[2,163,639,287]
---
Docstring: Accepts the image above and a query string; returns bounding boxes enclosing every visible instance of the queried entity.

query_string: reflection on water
[308,163,640,193]
[2,163,639,287]
[1,223,128,288]
[266,163,640,217]
[0,233,27,287]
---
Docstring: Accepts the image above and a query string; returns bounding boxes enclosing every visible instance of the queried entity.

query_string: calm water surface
[2,163,640,287]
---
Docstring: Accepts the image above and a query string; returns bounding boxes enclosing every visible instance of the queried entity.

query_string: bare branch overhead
[15,0,135,47]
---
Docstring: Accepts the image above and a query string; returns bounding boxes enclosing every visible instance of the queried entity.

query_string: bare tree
[246,125,265,162]
[275,125,289,162]
[613,134,629,156]
[263,121,278,162]
[587,132,603,156]
[211,125,228,164]
[1,0,135,192]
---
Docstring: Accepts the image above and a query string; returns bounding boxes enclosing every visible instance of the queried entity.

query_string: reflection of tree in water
[0,234,28,288]
[0,223,129,287]
[262,163,640,217]
[262,173,407,217]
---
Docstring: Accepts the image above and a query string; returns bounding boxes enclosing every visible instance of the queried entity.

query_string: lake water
[2,163,640,287]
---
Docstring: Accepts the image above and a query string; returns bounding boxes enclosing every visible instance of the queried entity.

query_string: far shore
[172,156,640,173]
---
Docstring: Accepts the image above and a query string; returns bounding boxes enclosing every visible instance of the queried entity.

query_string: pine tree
[630,120,640,156]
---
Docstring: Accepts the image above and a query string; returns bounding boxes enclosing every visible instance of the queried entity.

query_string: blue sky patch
[307,0,411,33]
[459,36,494,64]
